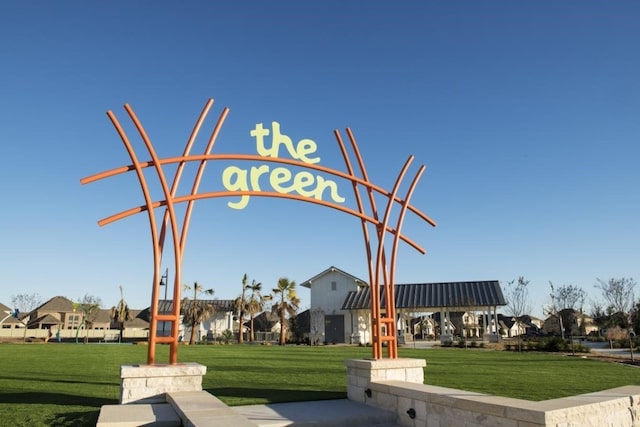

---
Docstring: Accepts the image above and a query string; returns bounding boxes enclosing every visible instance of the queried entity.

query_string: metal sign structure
[81,98,436,364]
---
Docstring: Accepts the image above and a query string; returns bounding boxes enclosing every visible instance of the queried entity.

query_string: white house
[299,266,369,345]
[156,299,236,342]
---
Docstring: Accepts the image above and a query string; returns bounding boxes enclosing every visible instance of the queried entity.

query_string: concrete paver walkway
[233,398,400,427]
[97,396,402,427]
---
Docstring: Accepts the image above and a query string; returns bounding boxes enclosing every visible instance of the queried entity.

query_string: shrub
[549,337,568,352]
[220,329,234,344]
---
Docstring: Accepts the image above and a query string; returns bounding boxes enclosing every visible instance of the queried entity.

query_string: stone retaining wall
[345,358,640,427]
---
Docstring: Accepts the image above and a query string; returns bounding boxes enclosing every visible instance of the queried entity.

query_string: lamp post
[160,268,169,337]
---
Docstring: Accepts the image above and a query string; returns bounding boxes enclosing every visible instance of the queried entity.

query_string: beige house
[0,302,23,330]
[27,296,80,331]
[0,296,150,341]
[542,309,598,336]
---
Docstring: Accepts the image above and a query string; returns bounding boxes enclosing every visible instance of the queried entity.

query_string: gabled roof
[123,309,149,329]
[342,281,506,310]
[30,314,62,325]
[299,266,368,289]
[248,311,280,331]
[93,309,112,324]
[34,296,74,312]
[292,309,310,333]
[0,302,12,313]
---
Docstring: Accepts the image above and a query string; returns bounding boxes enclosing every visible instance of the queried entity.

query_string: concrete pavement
[97,394,402,427]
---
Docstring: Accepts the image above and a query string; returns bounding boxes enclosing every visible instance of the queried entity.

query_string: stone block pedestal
[120,363,207,404]
[344,358,425,404]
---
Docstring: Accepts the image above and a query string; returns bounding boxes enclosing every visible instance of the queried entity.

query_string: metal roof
[341,281,506,310]
[157,299,236,313]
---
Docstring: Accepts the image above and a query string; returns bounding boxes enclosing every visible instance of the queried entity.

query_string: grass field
[1,343,639,426]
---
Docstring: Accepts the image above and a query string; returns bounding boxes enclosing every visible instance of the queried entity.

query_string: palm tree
[110,285,132,343]
[246,280,265,342]
[271,277,300,346]
[182,282,215,345]
[234,274,249,343]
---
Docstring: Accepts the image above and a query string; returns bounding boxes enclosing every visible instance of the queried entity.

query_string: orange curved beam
[158,99,215,256]
[81,154,437,228]
[178,106,230,256]
[374,156,413,358]
[93,190,426,255]
[333,130,380,355]
[105,111,165,364]
[124,104,185,364]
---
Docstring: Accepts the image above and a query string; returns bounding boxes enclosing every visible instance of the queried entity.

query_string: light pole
[160,268,169,337]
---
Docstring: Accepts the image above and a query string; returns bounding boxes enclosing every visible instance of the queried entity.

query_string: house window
[331,281,337,291]
[66,313,81,329]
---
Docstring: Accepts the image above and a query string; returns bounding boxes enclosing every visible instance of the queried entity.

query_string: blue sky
[1,2,638,318]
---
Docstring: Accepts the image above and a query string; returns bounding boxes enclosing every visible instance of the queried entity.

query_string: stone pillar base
[120,363,207,404]
[344,358,426,404]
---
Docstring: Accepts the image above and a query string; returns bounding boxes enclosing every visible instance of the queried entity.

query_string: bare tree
[309,307,325,345]
[11,293,43,314]
[504,277,531,351]
[548,282,586,338]
[11,293,44,341]
[595,277,637,361]
[548,282,586,354]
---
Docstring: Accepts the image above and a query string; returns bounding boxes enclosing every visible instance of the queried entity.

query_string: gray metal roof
[341,281,506,310]
[157,299,236,313]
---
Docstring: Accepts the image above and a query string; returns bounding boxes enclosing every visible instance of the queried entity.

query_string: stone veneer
[120,363,207,404]
[344,358,426,404]
[345,358,640,426]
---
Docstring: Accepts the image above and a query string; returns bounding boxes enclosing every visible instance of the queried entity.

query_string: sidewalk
[233,398,401,427]
[97,395,402,427]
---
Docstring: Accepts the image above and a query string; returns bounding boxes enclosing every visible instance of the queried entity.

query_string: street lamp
[160,268,169,337]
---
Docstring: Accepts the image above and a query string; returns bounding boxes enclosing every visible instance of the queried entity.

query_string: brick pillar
[344,358,425,404]
[120,363,207,404]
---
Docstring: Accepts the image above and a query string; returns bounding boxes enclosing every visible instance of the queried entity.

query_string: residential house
[299,266,369,345]
[244,311,281,342]
[150,299,236,342]
[542,308,598,337]
[427,311,483,339]
[27,296,77,331]
[0,302,23,330]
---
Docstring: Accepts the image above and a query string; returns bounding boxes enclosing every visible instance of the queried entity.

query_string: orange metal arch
[81,99,436,364]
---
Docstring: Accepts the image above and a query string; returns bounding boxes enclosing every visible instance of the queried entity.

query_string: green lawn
[1,343,639,426]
